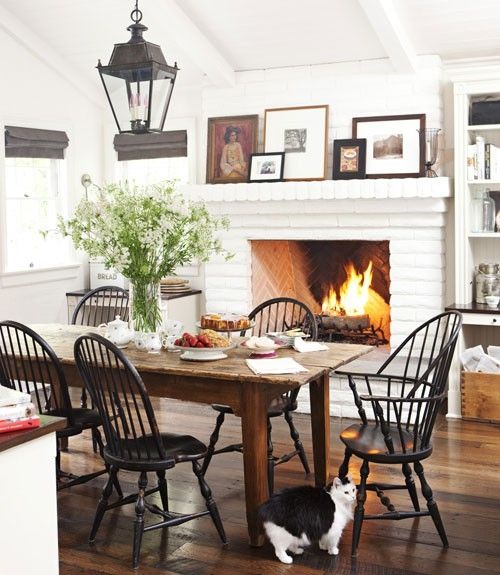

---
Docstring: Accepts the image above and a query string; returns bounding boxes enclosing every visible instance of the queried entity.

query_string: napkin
[293,337,329,353]
[246,358,308,375]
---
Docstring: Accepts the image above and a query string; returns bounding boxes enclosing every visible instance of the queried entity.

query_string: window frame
[0,120,80,285]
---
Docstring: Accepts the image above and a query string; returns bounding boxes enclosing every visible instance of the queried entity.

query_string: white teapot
[103,315,134,348]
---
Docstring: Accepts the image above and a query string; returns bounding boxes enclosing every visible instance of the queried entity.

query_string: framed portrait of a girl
[206,115,259,184]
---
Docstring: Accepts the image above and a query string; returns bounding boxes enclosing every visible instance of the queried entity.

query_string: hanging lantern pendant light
[97,0,179,134]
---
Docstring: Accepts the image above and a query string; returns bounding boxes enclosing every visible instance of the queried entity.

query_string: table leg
[309,371,330,487]
[240,382,269,547]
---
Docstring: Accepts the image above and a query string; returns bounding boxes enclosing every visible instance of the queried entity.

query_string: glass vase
[128,279,162,335]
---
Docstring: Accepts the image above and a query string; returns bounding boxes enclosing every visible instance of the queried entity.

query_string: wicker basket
[461,372,500,423]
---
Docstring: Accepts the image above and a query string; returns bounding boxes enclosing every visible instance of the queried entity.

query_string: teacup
[134,332,162,353]
[485,295,500,308]
[162,319,183,336]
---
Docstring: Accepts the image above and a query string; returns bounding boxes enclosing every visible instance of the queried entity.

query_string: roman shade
[113,130,187,161]
[5,126,69,159]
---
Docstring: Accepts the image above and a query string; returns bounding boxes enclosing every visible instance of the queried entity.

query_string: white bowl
[485,295,500,308]
[173,343,235,361]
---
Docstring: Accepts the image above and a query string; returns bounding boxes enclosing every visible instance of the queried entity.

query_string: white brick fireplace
[181,177,452,416]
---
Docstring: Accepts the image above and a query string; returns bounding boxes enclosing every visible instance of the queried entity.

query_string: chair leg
[338,447,352,479]
[89,466,117,543]
[192,459,227,544]
[267,418,274,495]
[414,460,448,547]
[201,411,226,475]
[402,462,420,512]
[92,426,105,458]
[284,410,310,475]
[352,460,369,557]
[133,471,148,569]
[157,470,169,511]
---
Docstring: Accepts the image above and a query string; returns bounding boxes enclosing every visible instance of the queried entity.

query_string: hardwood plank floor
[57,398,500,574]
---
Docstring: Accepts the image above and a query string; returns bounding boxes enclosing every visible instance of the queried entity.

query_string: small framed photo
[206,115,259,184]
[332,139,366,180]
[264,105,329,180]
[248,152,285,183]
[353,114,425,178]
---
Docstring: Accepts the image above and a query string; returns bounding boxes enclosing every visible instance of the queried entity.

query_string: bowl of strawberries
[173,330,235,361]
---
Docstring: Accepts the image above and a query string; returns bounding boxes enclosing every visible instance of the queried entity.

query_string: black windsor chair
[71,286,130,451]
[336,311,462,557]
[74,332,227,569]
[202,297,319,494]
[0,320,109,490]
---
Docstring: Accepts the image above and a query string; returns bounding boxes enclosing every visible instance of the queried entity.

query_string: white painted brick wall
[196,55,444,184]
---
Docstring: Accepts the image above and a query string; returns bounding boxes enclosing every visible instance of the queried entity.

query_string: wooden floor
[58,398,500,575]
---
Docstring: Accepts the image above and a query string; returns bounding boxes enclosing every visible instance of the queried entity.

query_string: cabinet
[449,79,500,418]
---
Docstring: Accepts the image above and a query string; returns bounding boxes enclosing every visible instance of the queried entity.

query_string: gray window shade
[114,130,188,161]
[5,126,69,159]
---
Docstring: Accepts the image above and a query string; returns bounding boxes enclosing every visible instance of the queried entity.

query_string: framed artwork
[264,105,329,180]
[332,138,366,180]
[206,115,258,184]
[353,114,425,178]
[248,152,285,183]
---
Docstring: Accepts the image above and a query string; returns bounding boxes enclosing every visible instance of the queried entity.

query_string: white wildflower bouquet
[58,181,230,332]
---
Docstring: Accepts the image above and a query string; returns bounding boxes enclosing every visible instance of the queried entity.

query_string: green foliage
[58,181,231,283]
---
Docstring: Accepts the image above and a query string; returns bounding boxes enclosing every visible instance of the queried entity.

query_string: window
[4,157,69,272]
[116,156,189,185]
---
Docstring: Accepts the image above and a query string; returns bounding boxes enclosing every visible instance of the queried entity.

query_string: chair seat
[212,395,297,417]
[104,432,207,471]
[340,423,433,464]
[72,407,102,429]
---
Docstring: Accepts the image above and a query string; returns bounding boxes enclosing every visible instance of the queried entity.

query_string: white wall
[0,28,104,323]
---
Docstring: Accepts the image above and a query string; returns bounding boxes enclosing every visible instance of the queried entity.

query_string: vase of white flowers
[58,181,230,342]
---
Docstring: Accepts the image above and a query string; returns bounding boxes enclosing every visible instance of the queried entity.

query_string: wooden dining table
[31,324,372,546]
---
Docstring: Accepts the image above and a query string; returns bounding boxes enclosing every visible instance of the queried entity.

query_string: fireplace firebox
[251,240,390,345]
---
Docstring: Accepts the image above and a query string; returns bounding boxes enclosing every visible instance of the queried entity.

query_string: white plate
[240,340,282,354]
[173,343,236,361]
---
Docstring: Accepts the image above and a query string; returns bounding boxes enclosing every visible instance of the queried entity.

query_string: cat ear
[333,477,342,487]
[347,473,353,482]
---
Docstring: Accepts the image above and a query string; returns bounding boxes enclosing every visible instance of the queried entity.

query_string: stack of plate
[160,277,191,295]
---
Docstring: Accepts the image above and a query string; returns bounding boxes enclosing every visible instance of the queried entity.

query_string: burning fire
[321,261,373,317]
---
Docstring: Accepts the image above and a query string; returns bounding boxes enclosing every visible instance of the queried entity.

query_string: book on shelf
[476,136,485,180]
[0,385,31,408]
[0,415,40,434]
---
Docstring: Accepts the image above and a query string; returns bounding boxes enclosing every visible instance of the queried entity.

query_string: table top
[0,415,66,455]
[31,324,373,387]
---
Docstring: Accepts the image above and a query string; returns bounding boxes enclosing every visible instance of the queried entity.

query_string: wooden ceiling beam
[358,0,417,74]
[150,0,235,88]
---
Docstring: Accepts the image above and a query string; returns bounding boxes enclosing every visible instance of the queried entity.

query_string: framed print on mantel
[332,138,366,180]
[353,114,425,178]
[264,105,329,180]
[248,152,285,183]
[206,114,258,184]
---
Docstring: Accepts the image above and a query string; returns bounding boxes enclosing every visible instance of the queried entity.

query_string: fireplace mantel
[180,177,451,203]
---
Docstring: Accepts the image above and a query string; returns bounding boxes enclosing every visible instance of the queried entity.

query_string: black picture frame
[353,114,426,178]
[248,152,285,183]
[332,138,367,180]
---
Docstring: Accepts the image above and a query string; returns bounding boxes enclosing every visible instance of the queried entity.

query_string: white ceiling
[1,0,500,94]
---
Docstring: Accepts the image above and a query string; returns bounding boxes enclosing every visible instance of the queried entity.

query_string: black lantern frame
[97,3,178,134]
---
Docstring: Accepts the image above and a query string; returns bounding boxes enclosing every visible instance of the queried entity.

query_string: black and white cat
[259,476,357,564]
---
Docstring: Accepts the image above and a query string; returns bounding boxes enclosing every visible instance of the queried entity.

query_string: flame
[321,261,373,316]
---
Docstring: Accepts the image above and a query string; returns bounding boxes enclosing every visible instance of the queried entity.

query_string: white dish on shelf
[173,343,236,361]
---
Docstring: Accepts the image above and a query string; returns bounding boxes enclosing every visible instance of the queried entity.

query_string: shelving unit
[449,79,500,419]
